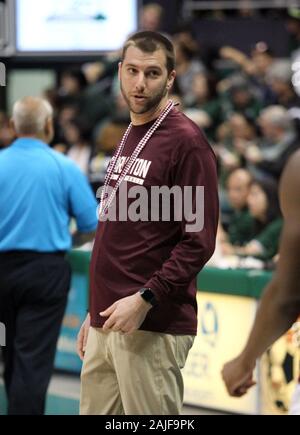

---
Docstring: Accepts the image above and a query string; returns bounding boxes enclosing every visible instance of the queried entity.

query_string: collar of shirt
[12,137,49,150]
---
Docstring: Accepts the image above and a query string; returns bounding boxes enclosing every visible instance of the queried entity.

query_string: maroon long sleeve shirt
[89,107,219,335]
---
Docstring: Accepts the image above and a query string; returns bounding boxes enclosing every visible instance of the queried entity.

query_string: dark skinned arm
[222,150,300,396]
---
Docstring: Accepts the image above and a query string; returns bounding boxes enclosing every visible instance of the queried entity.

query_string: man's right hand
[77,313,90,361]
[222,355,256,397]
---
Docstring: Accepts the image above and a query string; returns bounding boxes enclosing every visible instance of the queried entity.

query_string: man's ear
[167,70,176,91]
[45,117,54,143]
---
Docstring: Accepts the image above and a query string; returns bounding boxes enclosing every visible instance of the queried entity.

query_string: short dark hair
[251,176,281,226]
[121,31,175,74]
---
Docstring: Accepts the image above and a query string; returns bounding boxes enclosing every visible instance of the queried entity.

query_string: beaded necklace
[99,99,175,218]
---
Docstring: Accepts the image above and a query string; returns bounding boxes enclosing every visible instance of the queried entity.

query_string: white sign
[16,0,137,52]
[183,292,260,414]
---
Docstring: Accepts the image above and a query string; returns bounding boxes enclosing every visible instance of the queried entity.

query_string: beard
[120,78,168,115]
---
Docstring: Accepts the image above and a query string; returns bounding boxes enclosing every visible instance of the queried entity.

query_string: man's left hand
[100,292,152,334]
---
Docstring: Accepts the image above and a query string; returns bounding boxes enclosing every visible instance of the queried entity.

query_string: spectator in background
[51,104,79,152]
[57,68,112,131]
[251,42,275,80]
[285,8,300,59]
[216,113,257,184]
[139,3,163,32]
[0,96,98,415]
[173,36,206,106]
[89,120,128,194]
[172,26,202,59]
[218,168,255,248]
[222,177,282,261]
[219,42,274,82]
[237,0,258,18]
[57,68,88,109]
[219,42,276,106]
[88,91,130,192]
[266,60,300,110]
[242,106,300,180]
[65,118,93,175]
[184,72,222,141]
[220,76,262,124]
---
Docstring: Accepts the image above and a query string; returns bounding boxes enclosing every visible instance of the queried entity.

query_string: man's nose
[135,72,146,91]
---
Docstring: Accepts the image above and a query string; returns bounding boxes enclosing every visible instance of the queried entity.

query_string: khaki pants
[80,327,194,415]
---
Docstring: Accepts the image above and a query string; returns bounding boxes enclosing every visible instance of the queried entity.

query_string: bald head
[12,96,53,139]
[258,105,294,143]
[259,105,292,130]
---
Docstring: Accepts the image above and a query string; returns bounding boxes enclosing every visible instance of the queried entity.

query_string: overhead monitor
[14,0,138,56]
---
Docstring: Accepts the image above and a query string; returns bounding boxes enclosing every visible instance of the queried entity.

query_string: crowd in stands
[1,3,300,268]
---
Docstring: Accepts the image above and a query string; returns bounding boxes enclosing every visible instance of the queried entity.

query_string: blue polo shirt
[0,137,98,252]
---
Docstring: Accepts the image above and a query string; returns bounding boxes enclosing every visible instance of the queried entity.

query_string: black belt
[0,250,66,258]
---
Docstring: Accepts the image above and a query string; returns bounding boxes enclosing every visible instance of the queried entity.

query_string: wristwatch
[139,287,158,307]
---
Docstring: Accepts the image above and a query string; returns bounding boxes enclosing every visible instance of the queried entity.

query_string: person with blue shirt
[0,96,98,415]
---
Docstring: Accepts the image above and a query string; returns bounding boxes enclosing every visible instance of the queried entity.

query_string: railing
[183,0,300,11]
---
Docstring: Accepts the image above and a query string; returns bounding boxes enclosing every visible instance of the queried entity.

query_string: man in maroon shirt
[77,31,219,415]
